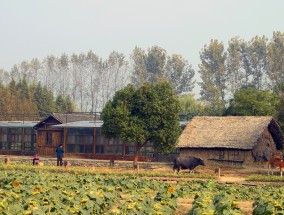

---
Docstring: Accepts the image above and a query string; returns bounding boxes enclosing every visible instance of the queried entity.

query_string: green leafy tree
[239,40,253,86]
[179,94,209,119]
[0,80,37,119]
[267,31,284,92]
[31,82,57,116]
[0,83,8,115]
[198,39,227,115]
[55,95,66,113]
[16,78,30,100]
[225,86,278,116]
[267,33,284,130]
[55,94,76,113]
[248,35,268,90]
[273,84,284,130]
[130,46,196,96]
[226,37,246,96]
[130,47,147,87]
[32,83,44,116]
[15,78,38,116]
[165,54,195,95]
[145,46,167,83]
[6,79,19,115]
[64,95,76,113]
[42,86,56,115]
[101,82,181,166]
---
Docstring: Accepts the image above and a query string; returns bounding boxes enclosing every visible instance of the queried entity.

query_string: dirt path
[217,175,246,183]
[175,198,253,215]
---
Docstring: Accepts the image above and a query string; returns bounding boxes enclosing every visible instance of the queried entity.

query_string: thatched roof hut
[177,116,284,166]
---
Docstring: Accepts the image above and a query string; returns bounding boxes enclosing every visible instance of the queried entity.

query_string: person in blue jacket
[56,144,64,166]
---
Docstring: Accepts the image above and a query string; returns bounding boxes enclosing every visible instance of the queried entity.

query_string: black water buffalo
[173,156,205,173]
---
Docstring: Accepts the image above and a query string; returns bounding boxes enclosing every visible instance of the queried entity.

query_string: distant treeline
[0,79,75,120]
[0,31,283,124]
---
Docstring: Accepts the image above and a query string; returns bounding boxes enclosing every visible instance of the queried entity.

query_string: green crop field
[1,164,284,214]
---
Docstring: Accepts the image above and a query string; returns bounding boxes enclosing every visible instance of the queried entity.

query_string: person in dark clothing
[32,154,40,165]
[56,144,64,166]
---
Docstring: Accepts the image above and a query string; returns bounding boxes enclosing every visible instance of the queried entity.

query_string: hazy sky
[0,0,283,72]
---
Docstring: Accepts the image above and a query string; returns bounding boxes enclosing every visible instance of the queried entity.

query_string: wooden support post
[64,161,70,169]
[215,168,221,177]
[109,159,115,167]
[4,158,10,164]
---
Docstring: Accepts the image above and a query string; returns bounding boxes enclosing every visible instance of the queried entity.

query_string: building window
[10,142,21,150]
[66,128,94,154]
[95,145,104,154]
[125,146,135,155]
[68,128,93,135]
[67,144,93,153]
[24,128,36,151]
[140,146,154,156]
[114,146,122,155]
[96,128,105,144]
[24,143,33,151]
[108,138,114,145]
[2,134,7,142]
[0,127,36,151]
[0,142,8,150]
[46,132,52,146]
[104,146,114,154]
[67,135,93,144]
[5,128,22,150]
[9,128,22,134]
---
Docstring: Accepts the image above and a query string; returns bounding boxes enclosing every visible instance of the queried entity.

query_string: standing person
[56,144,64,166]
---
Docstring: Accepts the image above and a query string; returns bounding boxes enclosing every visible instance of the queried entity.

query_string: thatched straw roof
[177,116,283,150]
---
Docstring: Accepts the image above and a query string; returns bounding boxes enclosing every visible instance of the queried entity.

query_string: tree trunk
[133,143,141,170]
[133,153,139,169]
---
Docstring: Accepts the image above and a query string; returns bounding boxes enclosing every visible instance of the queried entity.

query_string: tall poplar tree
[130,47,147,87]
[130,46,195,95]
[198,39,227,114]
[267,32,284,129]
[267,31,284,92]
[248,35,268,90]
[226,37,245,96]
[165,54,195,95]
[145,46,167,83]
[86,50,102,112]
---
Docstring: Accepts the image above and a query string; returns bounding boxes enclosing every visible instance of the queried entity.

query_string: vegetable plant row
[1,165,284,214]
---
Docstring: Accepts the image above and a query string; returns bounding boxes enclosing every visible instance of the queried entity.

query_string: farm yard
[1,156,284,214]
[0,1,283,215]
